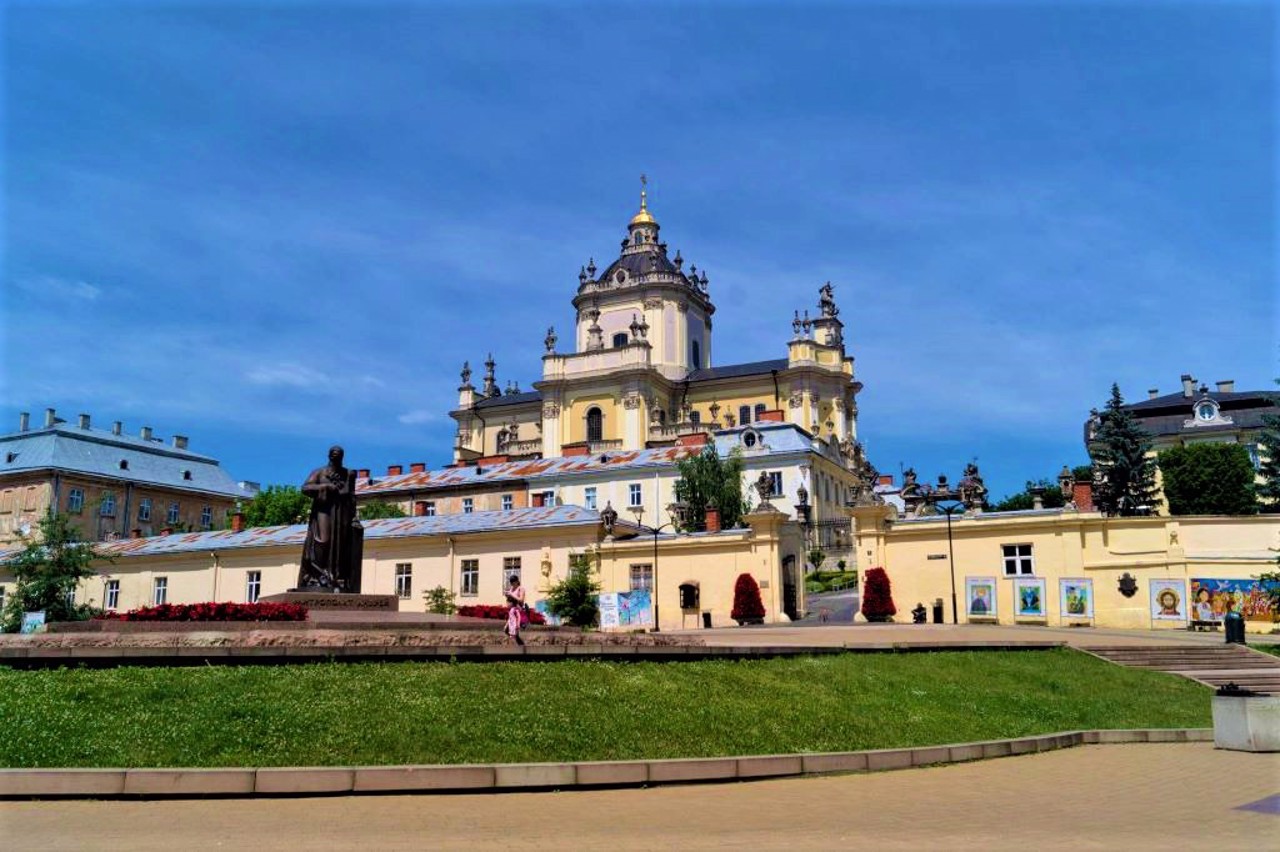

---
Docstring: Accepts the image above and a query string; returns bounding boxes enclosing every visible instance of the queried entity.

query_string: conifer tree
[1256,381,1280,512]
[1089,384,1158,516]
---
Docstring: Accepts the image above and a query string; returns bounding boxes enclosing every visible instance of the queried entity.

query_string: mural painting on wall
[1190,578,1278,624]
[1149,579,1187,622]
[597,590,654,630]
[1013,578,1047,619]
[965,577,997,619]
[1059,578,1094,620]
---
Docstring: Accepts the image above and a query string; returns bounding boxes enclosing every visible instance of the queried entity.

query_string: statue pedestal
[260,592,400,613]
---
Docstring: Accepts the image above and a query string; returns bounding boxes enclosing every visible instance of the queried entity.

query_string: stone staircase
[1082,644,1280,695]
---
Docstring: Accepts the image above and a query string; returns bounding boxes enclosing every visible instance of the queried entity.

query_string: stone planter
[1212,689,1280,753]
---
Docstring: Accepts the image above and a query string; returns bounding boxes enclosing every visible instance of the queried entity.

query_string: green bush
[544,553,601,627]
[1159,444,1258,516]
[423,585,457,615]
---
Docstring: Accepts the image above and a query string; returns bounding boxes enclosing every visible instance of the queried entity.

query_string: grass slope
[0,650,1209,768]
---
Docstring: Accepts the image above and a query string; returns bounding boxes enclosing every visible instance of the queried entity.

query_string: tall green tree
[2,510,103,632]
[1158,444,1258,516]
[358,501,407,520]
[672,444,748,531]
[1089,384,1158,516]
[235,485,311,528]
[1256,380,1280,513]
[990,478,1068,512]
[544,552,601,627]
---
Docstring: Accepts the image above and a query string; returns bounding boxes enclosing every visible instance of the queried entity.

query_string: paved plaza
[2,744,1275,850]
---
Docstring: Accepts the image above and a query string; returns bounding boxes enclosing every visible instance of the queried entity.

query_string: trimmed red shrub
[860,567,896,622]
[94,602,307,622]
[457,604,547,625]
[730,573,766,623]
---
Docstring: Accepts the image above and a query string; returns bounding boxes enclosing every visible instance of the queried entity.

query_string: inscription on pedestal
[261,593,400,612]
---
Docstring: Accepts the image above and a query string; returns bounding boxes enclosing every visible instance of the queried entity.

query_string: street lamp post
[628,505,676,632]
[936,500,964,624]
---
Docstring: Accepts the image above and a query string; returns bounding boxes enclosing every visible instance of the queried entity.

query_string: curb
[0,728,1212,799]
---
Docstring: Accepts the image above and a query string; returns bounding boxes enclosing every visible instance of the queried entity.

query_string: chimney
[1216,380,1235,394]
[414,501,428,516]
[877,474,894,486]
[78,413,91,429]
[130,528,142,539]
[44,408,56,428]
[1180,374,1194,398]
[112,421,122,436]
[1148,388,1159,400]
[230,512,245,533]
[357,468,370,480]
[409,462,426,474]
[140,426,153,441]
[1072,482,1094,513]
[387,464,403,476]
[160,527,172,536]
[172,435,189,450]
[18,412,29,432]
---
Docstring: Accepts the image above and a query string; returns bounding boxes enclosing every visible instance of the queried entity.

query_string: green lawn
[0,649,1210,768]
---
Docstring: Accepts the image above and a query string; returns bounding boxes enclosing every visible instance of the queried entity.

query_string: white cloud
[397,410,438,425]
[245,363,326,389]
[16,275,102,301]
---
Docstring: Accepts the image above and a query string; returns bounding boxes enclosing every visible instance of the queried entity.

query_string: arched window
[586,407,603,442]
[691,340,701,368]
[612,332,628,348]
[738,405,751,426]
[754,403,767,420]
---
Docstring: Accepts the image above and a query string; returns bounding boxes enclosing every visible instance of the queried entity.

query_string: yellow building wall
[863,512,1280,633]
[564,393,621,444]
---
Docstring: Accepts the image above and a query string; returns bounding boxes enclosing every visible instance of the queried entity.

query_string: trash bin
[1224,611,1246,645]
[932,599,944,624]
[701,611,712,629]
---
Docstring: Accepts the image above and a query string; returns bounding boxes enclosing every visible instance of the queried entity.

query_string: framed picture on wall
[1059,578,1094,620]
[1150,579,1186,622]
[965,577,997,619]
[1013,577,1047,619]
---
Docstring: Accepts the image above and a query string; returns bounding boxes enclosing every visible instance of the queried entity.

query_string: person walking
[504,574,527,647]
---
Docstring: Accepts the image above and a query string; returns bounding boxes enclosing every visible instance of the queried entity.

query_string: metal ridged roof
[0,425,251,499]
[686,358,789,382]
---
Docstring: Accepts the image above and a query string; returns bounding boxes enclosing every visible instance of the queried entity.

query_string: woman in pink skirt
[504,574,527,646]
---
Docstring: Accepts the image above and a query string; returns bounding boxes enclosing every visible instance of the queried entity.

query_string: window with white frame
[67,488,84,513]
[65,587,76,607]
[1002,544,1035,576]
[100,492,116,516]
[462,498,474,514]
[628,483,642,507]
[542,490,555,506]
[503,556,521,585]
[104,580,119,610]
[424,501,436,516]
[738,405,752,425]
[630,563,653,592]
[246,571,261,603]
[167,502,180,524]
[153,577,168,605]
[200,506,212,529]
[394,563,412,599]
[138,498,152,523]
[460,559,479,595]
[767,472,783,497]
[501,494,513,511]
[584,486,597,510]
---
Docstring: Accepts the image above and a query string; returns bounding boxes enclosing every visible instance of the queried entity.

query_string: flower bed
[95,602,308,622]
[457,604,547,625]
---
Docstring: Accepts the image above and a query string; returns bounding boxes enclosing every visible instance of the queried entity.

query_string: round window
[743,432,757,448]
[1197,403,1216,421]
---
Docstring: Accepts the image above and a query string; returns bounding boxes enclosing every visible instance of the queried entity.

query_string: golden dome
[628,176,658,227]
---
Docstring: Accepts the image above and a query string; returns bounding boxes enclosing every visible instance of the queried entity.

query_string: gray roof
[0,424,250,499]
[687,358,789,382]
[1125,389,1276,413]
[474,390,542,410]
[1116,389,1276,439]
[595,248,683,283]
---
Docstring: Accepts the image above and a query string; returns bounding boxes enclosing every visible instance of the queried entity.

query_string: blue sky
[2,1,1274,502]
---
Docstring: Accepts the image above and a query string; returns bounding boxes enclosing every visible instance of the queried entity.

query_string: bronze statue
[297,445,364,592]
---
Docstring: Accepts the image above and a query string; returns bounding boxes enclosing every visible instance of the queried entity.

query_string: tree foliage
[422,585,457,615]
[990,478,1068,512]
[860,567,897,622]
[2,510,103,632]
[1257,382,1280,513]
[730,573,765,622]
[358,501,407,520]
[1158,444,1258,516]
[1090,384,1158,516]
[544,552,601,627]
[236,485,311,528]
[673,444,748,532]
